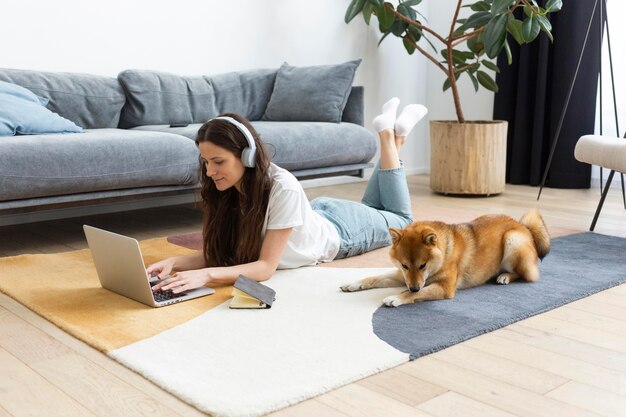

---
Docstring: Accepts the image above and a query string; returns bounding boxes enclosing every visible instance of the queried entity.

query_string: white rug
[109,267,408,417]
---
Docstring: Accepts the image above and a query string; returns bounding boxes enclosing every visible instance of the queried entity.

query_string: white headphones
[212,116,257,168]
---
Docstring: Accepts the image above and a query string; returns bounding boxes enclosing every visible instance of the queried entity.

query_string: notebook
[229,274,276,309]
[83,225,214,307]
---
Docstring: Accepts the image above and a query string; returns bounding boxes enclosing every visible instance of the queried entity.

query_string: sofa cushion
[0,129,199,202]
[132,124,201,140]
[253,121,376,170]
[133,121,377,171]
[206,68,277,121]
[118,70,219,128]
[263,60,361,123]
[0,89,83,136]
[0,68,126,129]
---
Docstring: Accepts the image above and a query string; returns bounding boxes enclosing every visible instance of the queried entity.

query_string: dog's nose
[409,287,420,293]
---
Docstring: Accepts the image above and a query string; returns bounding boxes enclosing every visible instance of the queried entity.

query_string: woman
[148,98,427,294]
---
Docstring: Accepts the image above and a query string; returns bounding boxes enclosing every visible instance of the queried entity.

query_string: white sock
[372,97,400,132]
[395,104,428,136]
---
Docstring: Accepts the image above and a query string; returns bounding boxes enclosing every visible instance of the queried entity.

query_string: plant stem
[451,28,484,47]
[404,36,448,72]
[446,0,465,122]
[449,0,463,39]
[446,45,465,123]
[385,4,447,44]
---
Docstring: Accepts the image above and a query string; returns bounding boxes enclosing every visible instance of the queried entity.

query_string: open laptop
[83,225,215,307]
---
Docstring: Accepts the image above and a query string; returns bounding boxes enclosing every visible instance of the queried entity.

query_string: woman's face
[198,141,246,192]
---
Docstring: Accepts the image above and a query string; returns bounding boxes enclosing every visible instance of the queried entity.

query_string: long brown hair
[195,113,272,267]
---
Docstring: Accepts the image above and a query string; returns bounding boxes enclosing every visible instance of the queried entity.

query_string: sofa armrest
[341,86,364,126]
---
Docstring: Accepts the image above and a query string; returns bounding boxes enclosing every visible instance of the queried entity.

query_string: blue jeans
[311,162,413,259]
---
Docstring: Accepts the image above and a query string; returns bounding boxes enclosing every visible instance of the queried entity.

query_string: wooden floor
[1,174,626,417]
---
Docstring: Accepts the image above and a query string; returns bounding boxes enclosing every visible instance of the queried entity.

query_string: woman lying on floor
[147,98,427,293]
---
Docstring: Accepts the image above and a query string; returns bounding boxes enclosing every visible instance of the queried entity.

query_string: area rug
[1,231,625,417]
[372,232,626,359]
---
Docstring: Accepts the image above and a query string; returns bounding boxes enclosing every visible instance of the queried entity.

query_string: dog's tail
[520,209,550,260]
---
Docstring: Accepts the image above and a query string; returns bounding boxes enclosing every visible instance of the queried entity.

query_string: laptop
[83,225,215,307]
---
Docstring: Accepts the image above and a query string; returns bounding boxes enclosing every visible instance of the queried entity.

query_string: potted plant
[345,0,562,195]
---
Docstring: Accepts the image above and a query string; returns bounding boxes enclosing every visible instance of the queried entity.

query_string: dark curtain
[493,0,603,188]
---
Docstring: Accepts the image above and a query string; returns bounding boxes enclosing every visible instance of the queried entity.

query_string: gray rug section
[372,232,626,360]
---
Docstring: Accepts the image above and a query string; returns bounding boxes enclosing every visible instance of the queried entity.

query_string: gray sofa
[0,67,376,226]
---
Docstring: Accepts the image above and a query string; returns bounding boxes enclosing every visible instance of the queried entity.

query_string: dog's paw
[383,295,405,307]
[340,282,365,292]
[496,273,511,285]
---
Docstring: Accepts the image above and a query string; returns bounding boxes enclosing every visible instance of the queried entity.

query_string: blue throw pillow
[263,60,361,123]
[0,81,82,136]
[0,80,49,105]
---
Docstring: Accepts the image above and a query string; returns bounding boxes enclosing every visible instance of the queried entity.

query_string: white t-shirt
[262,163,340,269]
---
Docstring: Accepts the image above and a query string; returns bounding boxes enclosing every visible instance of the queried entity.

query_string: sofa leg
[591,169,616,231]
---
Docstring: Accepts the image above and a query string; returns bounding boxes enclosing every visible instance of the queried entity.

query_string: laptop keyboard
[152,289,187,302]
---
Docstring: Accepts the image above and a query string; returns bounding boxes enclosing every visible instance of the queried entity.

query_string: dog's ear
[389,228,403,244]
[424,232,437,246]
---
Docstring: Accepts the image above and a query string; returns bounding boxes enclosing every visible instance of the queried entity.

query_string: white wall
[1,0,436,180]
[426,0,496,123]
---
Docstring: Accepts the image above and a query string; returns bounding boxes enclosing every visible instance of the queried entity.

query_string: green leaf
[453,27,466,37]
[467,34,484,54]
[345,0,366,23]
[397,3,416,20]
[522,13,541,42]
[545,0,562,12]
[481,59,500,72]
[471,1,491,12]
[391,18,409,36]
[408,24,423,42]
[401,0,422,6]
[443,77,451,92]
[415,9,428,22]
[361,2,375,25]
[491,0,515,16]
[423,34,438,53]
[377,31,391,46]
[483,14,508,58]
[468,71,480,92]
[403,37,416,54]
[507,16,524,45]
[378,3,396,32]
[441,49,472,65]
[535,14,551,31]
[523,5,533,17]
[504,39,513,65]
[463,11,492,29]
[477,70,499,92]
[536,14,554,42]
[367,0,383,6]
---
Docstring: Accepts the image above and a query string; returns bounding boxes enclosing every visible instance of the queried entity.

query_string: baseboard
[300,166,429,189]
[591,173,626,190]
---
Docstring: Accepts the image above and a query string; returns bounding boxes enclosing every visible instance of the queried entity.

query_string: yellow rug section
[0,238,232,352]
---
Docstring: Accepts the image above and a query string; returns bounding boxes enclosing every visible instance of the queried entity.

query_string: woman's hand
[151,269,211,294]
[146,258,177,280]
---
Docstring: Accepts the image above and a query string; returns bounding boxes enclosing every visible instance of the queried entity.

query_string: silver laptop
[83,225,215,307]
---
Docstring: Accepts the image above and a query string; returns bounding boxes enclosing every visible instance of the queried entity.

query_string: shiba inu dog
[340,210,550,307]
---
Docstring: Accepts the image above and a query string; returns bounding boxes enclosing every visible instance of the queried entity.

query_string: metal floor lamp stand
[536,0,625,221]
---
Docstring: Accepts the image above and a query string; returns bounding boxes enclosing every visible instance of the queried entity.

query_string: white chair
[574,134,626,230]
